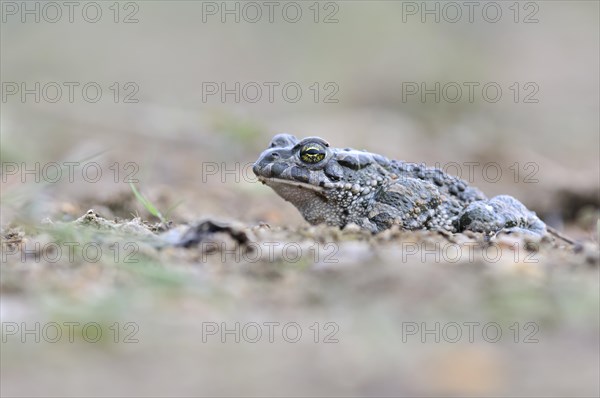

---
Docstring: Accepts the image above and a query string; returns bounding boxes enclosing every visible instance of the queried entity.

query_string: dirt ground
[1,2,599,397]
[1,205,598,396]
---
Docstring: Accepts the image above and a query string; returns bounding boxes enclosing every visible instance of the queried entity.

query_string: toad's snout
[252,148,290,178]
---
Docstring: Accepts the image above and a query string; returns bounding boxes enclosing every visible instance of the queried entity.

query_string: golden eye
[300,143,326,164]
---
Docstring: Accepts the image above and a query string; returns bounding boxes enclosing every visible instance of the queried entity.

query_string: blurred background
[1,1,599,396]
[2,0,598,234]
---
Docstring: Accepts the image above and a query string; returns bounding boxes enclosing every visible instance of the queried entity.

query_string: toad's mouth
[258,176,325,194]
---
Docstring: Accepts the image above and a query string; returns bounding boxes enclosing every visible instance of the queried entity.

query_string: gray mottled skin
[253,134,546,236]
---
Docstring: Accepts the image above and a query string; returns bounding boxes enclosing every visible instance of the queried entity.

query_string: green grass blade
[129,183,165,223]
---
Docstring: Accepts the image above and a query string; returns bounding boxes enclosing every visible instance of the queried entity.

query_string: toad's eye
[300,143,326,164]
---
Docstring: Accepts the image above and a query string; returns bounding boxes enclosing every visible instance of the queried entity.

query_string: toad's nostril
[268,152,280,160]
